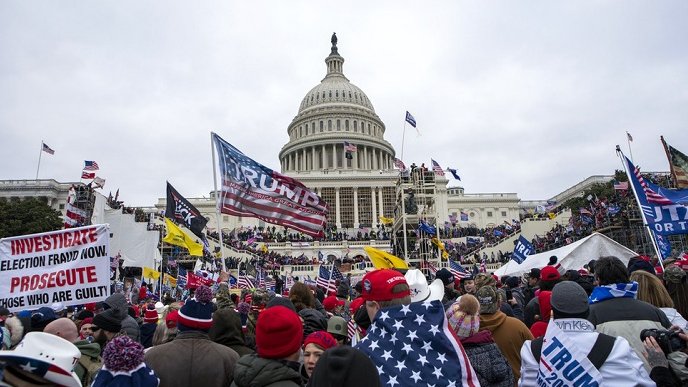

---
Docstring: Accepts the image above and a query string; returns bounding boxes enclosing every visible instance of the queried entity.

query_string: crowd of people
[4,251,688,386]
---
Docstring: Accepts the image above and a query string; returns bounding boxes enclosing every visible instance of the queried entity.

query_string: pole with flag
[210,133,227,271]
[400,111,417,163]
[616,145,663,268]
[36,141,55,179]
[626,131,634,163]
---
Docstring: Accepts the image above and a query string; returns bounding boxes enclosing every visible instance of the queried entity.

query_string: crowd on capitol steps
[3,253,688,386]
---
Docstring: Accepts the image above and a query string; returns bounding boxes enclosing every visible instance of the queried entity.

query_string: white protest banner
[0,225,111,312]
[537,319,603,386]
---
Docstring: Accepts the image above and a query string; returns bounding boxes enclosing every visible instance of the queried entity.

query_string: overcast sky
[2,1,687,206]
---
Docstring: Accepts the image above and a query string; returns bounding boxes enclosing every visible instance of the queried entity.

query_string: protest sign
[0,225,111,312]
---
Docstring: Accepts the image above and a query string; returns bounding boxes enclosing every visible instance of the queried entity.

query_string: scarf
[589,282,638,304]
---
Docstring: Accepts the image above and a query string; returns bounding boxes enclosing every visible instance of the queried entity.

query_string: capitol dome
[279,34,396,174]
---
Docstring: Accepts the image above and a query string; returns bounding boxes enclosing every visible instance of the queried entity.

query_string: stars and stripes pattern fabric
[344,141,358,153]
[480,257,487,273]
[431,159,445,177]
[613,181,629,190]
[83,160,99,170]
[421,260,438,275]
[212,133,329,238]
[330,265,344,281]
[394,158,407,170]
[355,300,479,387]
[238,272,255,289]
[633,165,673,205]
[42,142,55,155]
[448,260,470,279]
[316,265,337,294]
[177,267,187,288]
[81,171,95,179]
[666,143,688,188]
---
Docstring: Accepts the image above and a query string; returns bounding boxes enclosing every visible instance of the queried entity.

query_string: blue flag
[405,111,416,128]
[493,229,504,237]
[512,235,535,264]
[623,155,688,236]
[447,168,461,180]
[418,221,437,236]
[655,232,672,260]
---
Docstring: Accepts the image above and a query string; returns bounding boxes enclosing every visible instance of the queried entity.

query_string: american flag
[42,142,55,155]
[421,259,438,275]
[480,257,487,273]
[331,265,344,281]
[316,265,337,294]
[212,133,329,238]
[356,300,479,387]
[304,276,317,287]
[284,275,295,292]
[344,141,357,153]
[431,159,445,177]
[448,259,470,279]
[613,181,629,190]
[238,272,255,289]
[633,165,674,205]
[83,160,99,171]
[394,158,407,170]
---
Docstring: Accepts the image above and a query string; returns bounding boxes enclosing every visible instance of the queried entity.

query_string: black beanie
[93,308,123,333]
[76,309,94,321]
[266,296,297,312]
[307,346,380,387]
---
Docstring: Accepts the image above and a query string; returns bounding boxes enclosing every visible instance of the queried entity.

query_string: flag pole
[326,260,335,296]
[210,132,227,272]
[615,146,664,269]
[400,120,407,163]
[36,141,44,179]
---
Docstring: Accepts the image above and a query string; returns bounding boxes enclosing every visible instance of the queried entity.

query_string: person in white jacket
[519,281,654,387]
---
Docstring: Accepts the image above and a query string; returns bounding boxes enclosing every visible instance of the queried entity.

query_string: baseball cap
[361,269,410,302]
[475,286,499,314]
[322,296,345,312]
[540,266,561,281]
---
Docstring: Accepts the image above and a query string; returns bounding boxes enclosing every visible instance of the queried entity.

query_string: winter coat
[145,330,239,387]
[479,310,533,382]
[74,339,102,386]
[523,297,539,328]
[298,309,327,340]
[588,296,671,371]
[660,307,688,331]
[231,354,303,387]
[209,308,255,357]
[519,318,654,387]
[461,330,515,387]
[140,322,157,349]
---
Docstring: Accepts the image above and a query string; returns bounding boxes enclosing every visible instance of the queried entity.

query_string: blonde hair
[630,270,674,308]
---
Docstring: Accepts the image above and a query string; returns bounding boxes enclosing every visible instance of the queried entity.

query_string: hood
[233,354,302,387]
[299,308,327,340]
[479,311,507,333]
[104,293,128,313]
[460,329,494,346]
[209,308,246,348]
[74,339,101,358]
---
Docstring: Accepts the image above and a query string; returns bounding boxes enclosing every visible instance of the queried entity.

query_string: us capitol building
[1,34,610,261]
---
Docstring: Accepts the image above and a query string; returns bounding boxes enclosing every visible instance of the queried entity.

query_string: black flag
[166,182,208,238]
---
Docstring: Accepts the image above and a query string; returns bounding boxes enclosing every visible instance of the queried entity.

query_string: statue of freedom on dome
[330,32,338,55]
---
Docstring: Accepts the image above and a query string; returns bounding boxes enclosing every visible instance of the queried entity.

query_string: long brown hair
[630,270,674,308]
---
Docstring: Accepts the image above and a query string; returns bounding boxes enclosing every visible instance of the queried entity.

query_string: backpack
[77,354,103,387]
[530,332,616,370]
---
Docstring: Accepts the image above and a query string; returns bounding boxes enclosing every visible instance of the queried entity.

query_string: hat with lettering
[405,269,444,303]
[0,332,82,387]
[540,266,561,282]
[475,286,499,314]
[327,316,348,338]
[551,281,589,316]
[435,268,454,286]
[303,331,338,351]
[361,269,410,302]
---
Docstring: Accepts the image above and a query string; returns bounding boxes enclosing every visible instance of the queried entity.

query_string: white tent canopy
[493,232,638,278]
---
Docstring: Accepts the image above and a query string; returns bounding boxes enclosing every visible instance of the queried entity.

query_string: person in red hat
[360,269,412,322]
[322,295,345,317]
[140,305,159,348]
[524,265,561,328]
[232,306,304,387]
[301,331,338,383]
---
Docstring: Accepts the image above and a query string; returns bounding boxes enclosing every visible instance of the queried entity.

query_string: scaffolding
[392,169,443,273]
[65,184,96,227]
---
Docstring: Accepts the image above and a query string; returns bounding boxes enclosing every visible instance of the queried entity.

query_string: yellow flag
[143,266,160,280]
[163,218,204,256]
[378,216,394,225]
[363,246,409,269]
[430,237,450,260]
[163,273,177,287]
[548,212,556,220]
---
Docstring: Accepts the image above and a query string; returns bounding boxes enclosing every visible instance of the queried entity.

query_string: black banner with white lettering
[166,182,208,238]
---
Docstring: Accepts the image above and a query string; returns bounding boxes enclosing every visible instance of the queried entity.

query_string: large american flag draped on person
[356,300,479,387]
[212,133,330,238]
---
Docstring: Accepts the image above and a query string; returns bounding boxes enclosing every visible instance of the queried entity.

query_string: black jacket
[231,354,303,387]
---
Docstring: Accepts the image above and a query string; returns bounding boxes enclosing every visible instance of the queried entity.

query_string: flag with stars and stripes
[448,259,470,279]
[212,132,329,238]
[316,265,337,294]
[355,300,479,387]
[421,260,438,275]
[238,272,255,289]
[431,159,445,177]
[177,266,187,288]
[622,154,688,236]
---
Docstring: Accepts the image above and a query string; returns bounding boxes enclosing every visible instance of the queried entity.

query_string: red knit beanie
[303,331,338,351]
[256,306,303,359]
[144,308,158,324]
[166,309,179,329]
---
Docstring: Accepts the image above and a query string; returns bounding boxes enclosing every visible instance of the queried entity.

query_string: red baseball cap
[540,266,561,281]
[322,296,345,312]
[349,297,364,315]
[361,269,410,302]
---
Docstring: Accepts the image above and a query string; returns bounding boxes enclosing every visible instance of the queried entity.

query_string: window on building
[501,211,507,217]
[487,211,493,217]
[320,121,324,132]
[328,120,332,131]
[59,204,65,210]
[337,120,340,131]
[345,120,349,131]
[340,187,354,228]
[358,187,372,227]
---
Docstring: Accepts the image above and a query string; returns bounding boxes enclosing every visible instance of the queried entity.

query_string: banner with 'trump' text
[0,225,111,312]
